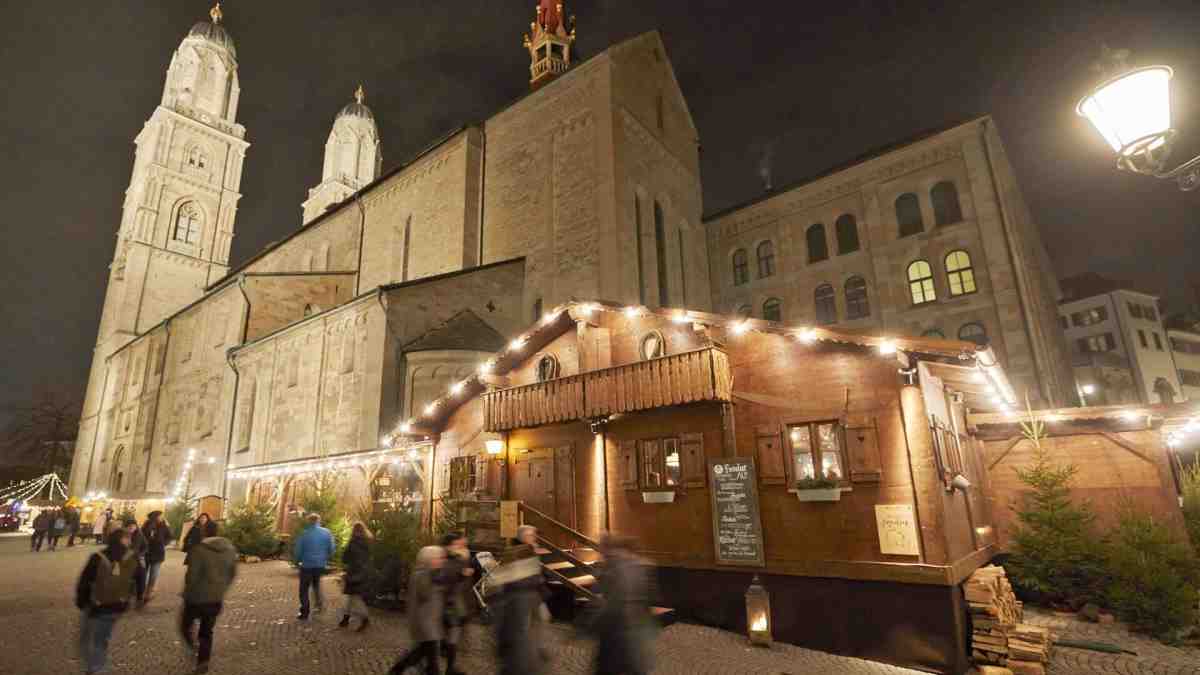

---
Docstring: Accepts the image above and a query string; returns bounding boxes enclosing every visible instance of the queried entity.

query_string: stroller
[472,551,501,621]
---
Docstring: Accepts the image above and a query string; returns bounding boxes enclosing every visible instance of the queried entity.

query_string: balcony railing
[483,346,732,431]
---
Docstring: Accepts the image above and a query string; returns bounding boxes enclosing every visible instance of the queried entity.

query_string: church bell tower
[302,85,382,224]
[523,0,576,89]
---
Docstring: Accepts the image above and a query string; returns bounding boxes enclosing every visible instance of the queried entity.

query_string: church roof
[187,20,236,58]
[337,101,374,121]
[401,309,507,354]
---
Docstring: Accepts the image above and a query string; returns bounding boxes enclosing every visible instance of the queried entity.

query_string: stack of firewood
[965,565,1053,675]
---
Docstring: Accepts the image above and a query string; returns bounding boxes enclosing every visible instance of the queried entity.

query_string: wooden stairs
[518,503,676,627]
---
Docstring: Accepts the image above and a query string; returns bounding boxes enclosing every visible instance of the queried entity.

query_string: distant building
[1166,313,1200,401]
[1058,273,1182,405]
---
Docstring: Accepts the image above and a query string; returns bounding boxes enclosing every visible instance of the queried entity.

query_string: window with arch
[958,322,988,346]
[931,181,963,226]
[110,446,125,492]
[173,202,202,244]
[763,297,782,322]
[756,240,776,278]
[896,193,923,237]
[815,284,837,325]
[945,250,977,297]
[186,146,208,169]
[835,214,860,254]
[640,331,666,360]
[922,328,946,339]
[732,249,749,286]
[807,224,829,263]
[907,260,936,305]
[536,354,560,382]
[845,276,869,319]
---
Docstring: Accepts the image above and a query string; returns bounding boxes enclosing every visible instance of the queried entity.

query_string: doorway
[510,445,575,529]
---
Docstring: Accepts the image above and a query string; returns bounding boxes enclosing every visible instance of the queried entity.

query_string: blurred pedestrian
[48,508,66,551]
[440,531,475,675]
[76,529,138,675]
[66,506,81,547]
[182,513,211,566]
[121,518,148,607]
[31,509,50,552]
[496,524,549,675]
[94,508,113,545]
[293,513,335,620]
[142,510,173,603]
[587,534,656,675]
[339,522,373,632]
[389,545,446,675]
[181,520,238,675]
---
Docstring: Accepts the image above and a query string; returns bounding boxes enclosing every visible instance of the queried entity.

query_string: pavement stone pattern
[2,534,1196,674]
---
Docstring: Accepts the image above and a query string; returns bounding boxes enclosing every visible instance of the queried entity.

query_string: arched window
[763,297,782,322]
[835,214,859,254]
[945,250,977,296]
[732,249,749,286]
[756,241,776,278]
[958,322,988,346]
[536,354,560,381]
[640,332,666,360]
[922,328,946,339]
[186,146,208,169]
[931,181,963,226]
[173,202,202,244]
[814,284,837,325]
[807,224,828,263]
[845,276,869,319]
[736,304,752,318]
[896,193,923,237]
[907,260,936,305]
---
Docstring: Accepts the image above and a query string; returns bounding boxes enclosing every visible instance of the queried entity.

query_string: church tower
[523,0,576,89]
[73,4,249,492]
[302,86,382,223]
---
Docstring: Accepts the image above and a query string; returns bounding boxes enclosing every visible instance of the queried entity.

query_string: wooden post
[898,385,948,564]
[721,402,738,457]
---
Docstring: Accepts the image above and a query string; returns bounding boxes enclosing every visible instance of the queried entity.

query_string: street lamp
[1077,50,1200,190]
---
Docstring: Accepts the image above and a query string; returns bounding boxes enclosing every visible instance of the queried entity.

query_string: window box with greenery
[792,473,842,502]
[617,433,707,501]
[751,420,849,501]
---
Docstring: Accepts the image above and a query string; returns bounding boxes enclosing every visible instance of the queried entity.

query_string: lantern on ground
[745,575,772,646]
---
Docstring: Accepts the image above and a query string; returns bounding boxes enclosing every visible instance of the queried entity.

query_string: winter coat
[142,521,172,564]
[127,528,148,563]
[182,520,208,565]
[32,512,50,532]
[76,545,137,616]
[293,524,336,570]
[439,549,472,622]
[590,554,656,675]
[341,536,371,596]
[496,542,548,675]
[49,513,67,535]
[406,567,445,643]
[183,536,239,605]
[95,512,111,537]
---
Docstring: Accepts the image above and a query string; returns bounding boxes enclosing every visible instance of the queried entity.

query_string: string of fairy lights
[226,444,427,481]
[0,473,68,504]
[1165,416,1199,448]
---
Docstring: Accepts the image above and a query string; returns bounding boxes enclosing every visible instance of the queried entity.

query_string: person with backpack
[76,529,138,675]
[30,510,50,552]
[293,513,335,620]
[181,520,238,675]
[141,510,173,603]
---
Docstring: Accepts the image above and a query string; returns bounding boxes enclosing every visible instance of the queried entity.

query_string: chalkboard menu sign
[708,458,766,566]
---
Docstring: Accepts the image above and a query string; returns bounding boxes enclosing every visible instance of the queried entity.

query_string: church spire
[302,86,382,224]
[523,0,576,89]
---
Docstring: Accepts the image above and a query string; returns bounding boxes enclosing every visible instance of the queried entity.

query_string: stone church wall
[243,272,357,341]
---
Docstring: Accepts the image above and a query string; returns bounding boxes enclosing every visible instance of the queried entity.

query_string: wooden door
[512,447,575,529]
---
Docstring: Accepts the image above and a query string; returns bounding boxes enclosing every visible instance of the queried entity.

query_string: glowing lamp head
[796,328,817,344]
[878,340,897,355]
[424,402,438,416]
[485,439,505,455]
[730,321,749,336]
[671,310,690,324]
[1077,65,1173,156]
[478,361,493,375]
[542,312,559,326]
[451,381,465,395]
[624,306,642,319]
[509,337,526,352]
[399,422,412,434]
[1081,384,1097,395]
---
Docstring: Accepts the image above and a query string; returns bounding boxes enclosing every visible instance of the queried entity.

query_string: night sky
[3,1,1199,431]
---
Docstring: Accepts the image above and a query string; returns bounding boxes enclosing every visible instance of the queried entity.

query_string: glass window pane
[663,439,681,486]
[641,439,662,488]
[816,423,843,480]
[788,425,815,480]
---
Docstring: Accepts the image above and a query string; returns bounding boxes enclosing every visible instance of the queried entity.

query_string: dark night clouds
[2,1,1198,421]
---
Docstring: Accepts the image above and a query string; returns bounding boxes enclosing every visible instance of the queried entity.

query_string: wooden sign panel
[708,458,766,566]
[875,504,920,556]
[500,500,520,540]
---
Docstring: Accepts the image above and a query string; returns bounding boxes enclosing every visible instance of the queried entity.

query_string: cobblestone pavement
[0,537,919,674]
[1023,608,1200,675]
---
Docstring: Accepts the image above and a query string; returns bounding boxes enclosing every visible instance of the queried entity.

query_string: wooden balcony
[483,346,732,432]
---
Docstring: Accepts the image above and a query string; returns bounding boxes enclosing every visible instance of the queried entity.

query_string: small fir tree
[1105,504,1200,641]
[357,501,433,605]
[165,490,197,540]
[224,501,281,558]
[1180,461,1200,552]
[1006,397,1107,605]
[289,471,351,565]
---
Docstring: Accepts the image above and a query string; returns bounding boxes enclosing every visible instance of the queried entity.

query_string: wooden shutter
[680,432,706,487]
[755,425,786,485]
[845,419,882,483]
[618,440,639,489]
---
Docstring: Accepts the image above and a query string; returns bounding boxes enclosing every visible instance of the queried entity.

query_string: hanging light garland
[1166,416,1199,448]
[225,442,430,481]
[0,473,68,504]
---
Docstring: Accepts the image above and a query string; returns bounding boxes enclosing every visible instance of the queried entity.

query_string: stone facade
[704,118,1075,407]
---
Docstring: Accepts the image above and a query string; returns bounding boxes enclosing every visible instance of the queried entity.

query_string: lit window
[959,322,988,346]
[931,181,963,226]
[173,202,202,244]
[835,214,859,254]
[815,284,837,325]
[762,298,782,322]
[732,249,749,286]
[756,241,776,278]
[945,250,977,297]
[907,260,936,305]
[896,193,923,237]
[787,422,845,483]
[845,276,869,319]
[638,437,682,489]
[639,332,665,360]
[807,224,828,263]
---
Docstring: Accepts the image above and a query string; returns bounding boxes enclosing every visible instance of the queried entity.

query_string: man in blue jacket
[293,513,335,620]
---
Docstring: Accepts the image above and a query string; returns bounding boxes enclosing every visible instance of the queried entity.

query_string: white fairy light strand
[225,443,429,480]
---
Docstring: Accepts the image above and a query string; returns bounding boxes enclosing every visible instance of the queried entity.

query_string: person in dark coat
[182,513,211,566]
[339,522,373,631]
[76,529,138,675]
[181,520,238,675]
[66,506,81,547]
[30,510,50,552]
[389,545,446,675]
[47,508,66,550]
[123,518,149,607]
[496,525,549,675]
[587,534,656,675]
[439,531,475,675]
[141,510,173,603]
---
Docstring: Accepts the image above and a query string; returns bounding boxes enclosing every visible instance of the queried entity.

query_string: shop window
[945,250,977,296]
[732,249,749,286]
[786,421,846,484]
[639,332,665,360]
[844,276,869,319]
[762,298,782,322]
[815,284,837,325]
[536,354,560,381]
[907,260,936,305]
